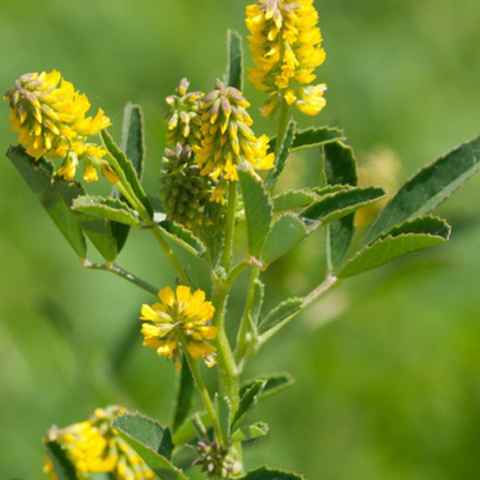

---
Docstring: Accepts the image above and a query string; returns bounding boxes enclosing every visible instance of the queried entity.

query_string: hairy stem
[221,181,237,272]
[115,181,190,286]
[82,260,158,296]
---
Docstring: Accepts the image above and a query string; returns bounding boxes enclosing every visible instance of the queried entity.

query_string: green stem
[259,275,339,346]
[225,261,249,289]
[221,181,237,272]
[235,266,260,367]
[149,225,191,286]
[114,180,190,286]
[186,354,224,445]
[82,260,158,296]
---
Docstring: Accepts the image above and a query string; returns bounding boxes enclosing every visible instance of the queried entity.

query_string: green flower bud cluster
[160,144,211,232]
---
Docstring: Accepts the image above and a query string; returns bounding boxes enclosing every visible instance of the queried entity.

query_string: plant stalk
[82,260,158,296]
[221,181,238,272]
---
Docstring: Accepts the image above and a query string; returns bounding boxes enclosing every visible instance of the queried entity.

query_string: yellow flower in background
[246,0,327,117]
[140,285,217,368]
[165,78,204,148]
[4,71,111,182]
[44,406,154,480]
[194,81,274,201]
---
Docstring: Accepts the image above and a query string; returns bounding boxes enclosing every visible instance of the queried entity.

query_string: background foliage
[1,0,480,479]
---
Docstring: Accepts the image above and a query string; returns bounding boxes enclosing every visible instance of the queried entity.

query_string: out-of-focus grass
[1,0,480,479]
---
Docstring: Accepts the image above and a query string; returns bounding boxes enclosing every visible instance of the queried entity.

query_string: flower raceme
[194,81,274,199]
[140,286,218,368]
[44,407,154,480]
[165,78,204,148]
[4,71,111,182]
[246,0,327,117]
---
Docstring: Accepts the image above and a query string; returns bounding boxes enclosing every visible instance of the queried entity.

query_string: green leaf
[291,126,345,152]
[216,395,232,441]
[113,413,186,480]
[172,355,195,432]
[231,422,269,442]
[79,216,119,262]
[323,141,358,270]
[239,169,273,256]
[240,373,295,400]
[365,135,480,243]
[73,195,140,226]
[272,189,319,213]
[113,103,146,252]
[113,412,174,459]
[269,126,344,153]
[101,129,152,216]
[338,216,451,278]
[239,467,305,480]
[7,146,87,259]
[227,29,244,90]
[261,214,308,265]
[158,220,206,257]
[258,298,304,338]
[121,103,146,177]
[266,119,296,189]
[44,440,78,480]
[301,186,386,225]
[232,379,267,429]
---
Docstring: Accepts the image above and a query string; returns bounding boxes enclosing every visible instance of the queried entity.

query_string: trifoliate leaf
[365,135,480,243]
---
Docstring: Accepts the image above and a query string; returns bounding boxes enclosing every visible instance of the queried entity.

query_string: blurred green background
[2,0,480,479]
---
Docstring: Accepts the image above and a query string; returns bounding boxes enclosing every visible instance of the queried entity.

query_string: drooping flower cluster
[194,81,274,200]
[165,78,204,148]
[44,406,154,480]
[246,0,327,117]
[4,71,111,182]
[140,285,217,369]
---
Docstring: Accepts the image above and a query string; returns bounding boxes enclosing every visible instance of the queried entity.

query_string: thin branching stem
[82,260,158,296]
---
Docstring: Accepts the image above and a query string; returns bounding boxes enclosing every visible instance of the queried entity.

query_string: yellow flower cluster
[165,78,204,148]
[246,0,327,116]
[140,285,217,369]
[4,71,111,182]
[194,81,274,201]
[44,407,154,480]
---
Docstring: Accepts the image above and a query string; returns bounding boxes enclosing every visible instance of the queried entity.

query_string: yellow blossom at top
[194,81,274,201]
[140,285,218,368]
[44,406,154,480]
[4,71,111,182]
[246,0,327,117]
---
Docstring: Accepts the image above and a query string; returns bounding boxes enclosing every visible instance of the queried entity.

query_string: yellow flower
[194,81,274,192]
[140,285,217,368]
[165,78,204,148]
[44,406,154,480]
[246,0,327,117]
[4,70,111,182]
